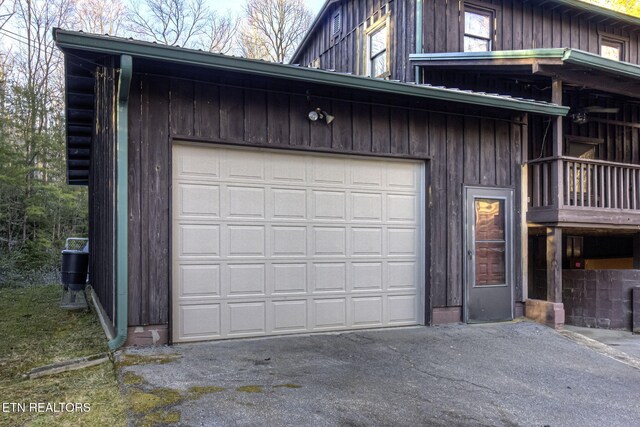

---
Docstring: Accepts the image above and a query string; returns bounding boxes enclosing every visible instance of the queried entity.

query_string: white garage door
[172,144,424,342]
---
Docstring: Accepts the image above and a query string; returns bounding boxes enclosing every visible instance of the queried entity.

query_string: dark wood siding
[422,0,640,64]
[89,61,117,323]
[293,0,415,82]
[126,65,526,325]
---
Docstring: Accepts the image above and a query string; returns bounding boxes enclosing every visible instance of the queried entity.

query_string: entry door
[464,187,513,323]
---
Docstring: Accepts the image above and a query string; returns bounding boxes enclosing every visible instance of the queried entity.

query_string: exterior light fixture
[308,108,335,124]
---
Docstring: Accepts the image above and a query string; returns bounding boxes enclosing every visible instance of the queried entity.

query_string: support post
[546,226,562,303]
[551,78,564,208]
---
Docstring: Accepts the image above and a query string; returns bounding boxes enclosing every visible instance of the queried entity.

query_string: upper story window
[366,17,390,78]
[600,36,626,61]
[464,6,494,52]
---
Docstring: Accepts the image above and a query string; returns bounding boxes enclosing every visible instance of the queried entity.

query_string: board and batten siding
[292,0,415,82]
[125,72,526,327]
[422,0,640,64]
[89,62,117,323]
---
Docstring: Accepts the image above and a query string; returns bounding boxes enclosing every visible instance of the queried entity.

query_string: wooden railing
[529,156,640,211]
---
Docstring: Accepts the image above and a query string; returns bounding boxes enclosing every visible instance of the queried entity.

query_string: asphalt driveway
[120,321,640,426]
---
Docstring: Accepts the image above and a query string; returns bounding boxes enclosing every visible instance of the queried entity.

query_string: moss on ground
[117,353,181,367]
[236,385,263,393]
[129,388,182,414]
[0,285,127,427]
[188,385,225,399]
[121,371,145,386]
[140,410,181,427]
[273,383,302,389]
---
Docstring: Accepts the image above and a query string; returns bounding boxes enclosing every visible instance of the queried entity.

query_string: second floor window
[367,20,389,78]
[600,37,625,61]
[464,7,493,52]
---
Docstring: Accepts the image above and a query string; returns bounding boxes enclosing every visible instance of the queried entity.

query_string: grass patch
[0,285,127,427]
[129,388,182,414]
[188,385,225,399]
[236,385,263,393]
[117,353,181,367]
[273,383,302,389]
[121,371,145,386]
[140,410,181,427]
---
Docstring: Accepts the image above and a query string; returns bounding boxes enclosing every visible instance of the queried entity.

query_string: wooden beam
[546,226,563,304]
[534,65,640,98]
[552,78,564,209]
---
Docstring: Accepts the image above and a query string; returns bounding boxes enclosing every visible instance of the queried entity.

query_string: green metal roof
[54,29,567,116]
[551,0,640,27]
[409,48,640,81]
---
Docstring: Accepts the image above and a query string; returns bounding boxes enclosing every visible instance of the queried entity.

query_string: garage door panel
[387,262,417,290]
[272,188,307,219]
[272,263,308,294]
[387,194,417,222]
[352,297,383,326]
[227,186,265,218]
[351,192,383,221]
[177,145,220,180]
[272,226,307,257]
[351,160,383,187]
[313,263,346,292]
[179,225,220,257]
[173,145,423,342]
[313,227,346,256]
[352,262,383,290]
[227,225,265,257]
[179,184,220,218]
[227,302,266,335]
[272,300,308,332]
[227,264,266,296]
[179,264,221,297]
[269,155,307,183]
[388,295,418,324]
[180,304,221,340]
[313,298,347,329]
[313,158,346,185]
[387,163,418,189]
[388,228,417,256]
[352,227,383,256]
[223,151,265,181]
[313,190,347,220]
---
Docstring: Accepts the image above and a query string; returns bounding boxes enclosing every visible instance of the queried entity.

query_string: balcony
[527,156,640,227]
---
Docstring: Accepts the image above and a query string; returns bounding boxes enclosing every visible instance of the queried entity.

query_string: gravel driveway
[120,321,640,426]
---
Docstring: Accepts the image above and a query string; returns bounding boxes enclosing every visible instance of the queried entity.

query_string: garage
[172,144,425,342]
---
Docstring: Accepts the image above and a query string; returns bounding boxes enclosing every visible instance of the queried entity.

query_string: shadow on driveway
[119,321,640,426]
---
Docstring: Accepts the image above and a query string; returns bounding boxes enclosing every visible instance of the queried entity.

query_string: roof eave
[547,0,640,28]
[410,48,640,81]
[53,30,568,116]
[290,0,339,65]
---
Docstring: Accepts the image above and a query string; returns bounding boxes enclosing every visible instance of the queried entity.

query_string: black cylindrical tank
[61,250,89,291]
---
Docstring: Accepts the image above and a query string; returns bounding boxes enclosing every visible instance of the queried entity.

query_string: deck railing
[528,156,640,211]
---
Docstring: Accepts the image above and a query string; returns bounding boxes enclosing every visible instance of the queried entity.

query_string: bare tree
[126,0,210,47]
[0,0,15,32]
[74,0,125,35]
[200,12,238,54]
[239,0,312,63]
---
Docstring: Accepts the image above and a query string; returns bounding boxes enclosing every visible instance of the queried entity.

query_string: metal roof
[54,29,569,185]
[409,48,640,80]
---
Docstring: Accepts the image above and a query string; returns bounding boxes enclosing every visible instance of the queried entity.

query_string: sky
[223,0,326,15]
